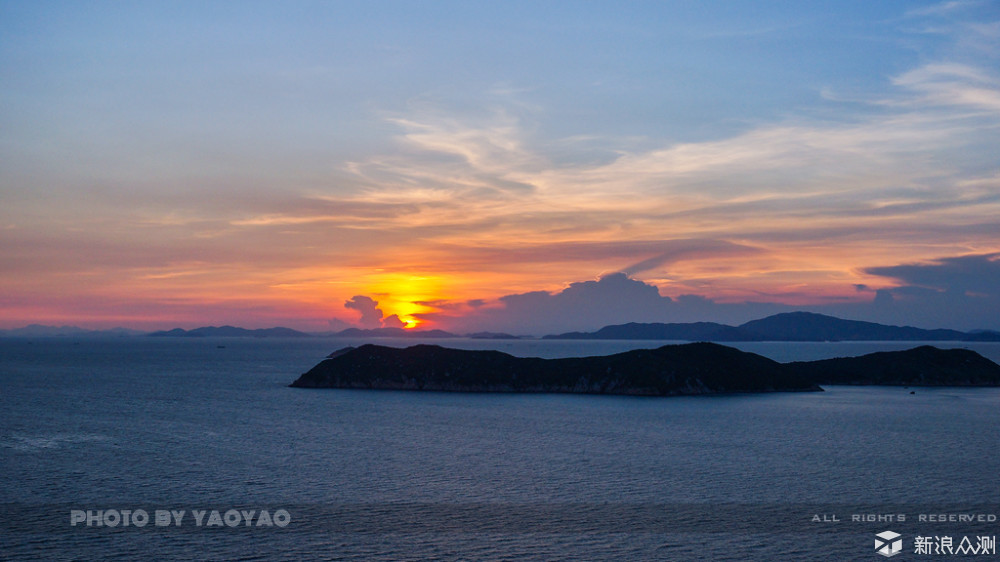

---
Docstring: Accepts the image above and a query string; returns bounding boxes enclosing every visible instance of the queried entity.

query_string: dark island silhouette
[289,342,1000,395]
[545,311,1000,342]
[785,346,1000,386]
[148,326,312,338]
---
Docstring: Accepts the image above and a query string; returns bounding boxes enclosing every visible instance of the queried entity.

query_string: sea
[2,337,999,561]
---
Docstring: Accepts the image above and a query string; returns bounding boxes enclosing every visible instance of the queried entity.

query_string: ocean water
[2,337,999,560]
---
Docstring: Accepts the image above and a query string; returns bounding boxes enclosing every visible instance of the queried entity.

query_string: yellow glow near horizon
[365,273,447,328]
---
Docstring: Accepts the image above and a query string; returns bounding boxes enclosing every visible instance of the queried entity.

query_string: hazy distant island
[148,326,312,338]
[544,311,1000,342]
[5,311,1000,341]
[289,342,1000,395]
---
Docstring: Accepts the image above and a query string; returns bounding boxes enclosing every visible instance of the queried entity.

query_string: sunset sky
[2,1,999,334]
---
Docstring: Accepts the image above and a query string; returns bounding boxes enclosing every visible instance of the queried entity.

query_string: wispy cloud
[347,106,544,205]
[336,58,999,249]
[905,0,979,18]
[892,63,1000,111]
[618,240,761,277]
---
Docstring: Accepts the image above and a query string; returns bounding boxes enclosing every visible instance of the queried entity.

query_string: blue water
[2,338,999,560]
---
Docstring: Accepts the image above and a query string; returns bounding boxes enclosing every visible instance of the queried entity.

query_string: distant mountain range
[147,326,313,338]
[4,312,1000,341]
[544,312,1000,342]
[319,327,457,338]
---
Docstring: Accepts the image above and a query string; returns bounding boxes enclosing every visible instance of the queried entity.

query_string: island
[785,345,1000,386]
[148,326,311,338]
[290,343,1000,395]
[543,312,1000,342]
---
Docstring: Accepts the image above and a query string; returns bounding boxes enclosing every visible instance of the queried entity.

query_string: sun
[391,300,425,329]
[366,273,445,329]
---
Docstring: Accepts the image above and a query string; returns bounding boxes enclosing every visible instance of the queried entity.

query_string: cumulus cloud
[865,253,1000,296]
[427,273,792,335]
[496,273,670,330]
[816,254,1000,330]
[325,298,412,330]
[442,273,671,334]
[343,295,389,329]
[381,314,406,329]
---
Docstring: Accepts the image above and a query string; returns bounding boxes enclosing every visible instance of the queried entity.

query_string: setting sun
[365,273,447,329]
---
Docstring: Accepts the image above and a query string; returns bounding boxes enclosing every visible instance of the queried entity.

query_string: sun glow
[366,273,447,329]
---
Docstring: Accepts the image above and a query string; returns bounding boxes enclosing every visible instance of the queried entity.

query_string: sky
[1,0,999,334]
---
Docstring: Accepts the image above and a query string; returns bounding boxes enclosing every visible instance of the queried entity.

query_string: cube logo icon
[875,531,902,557]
